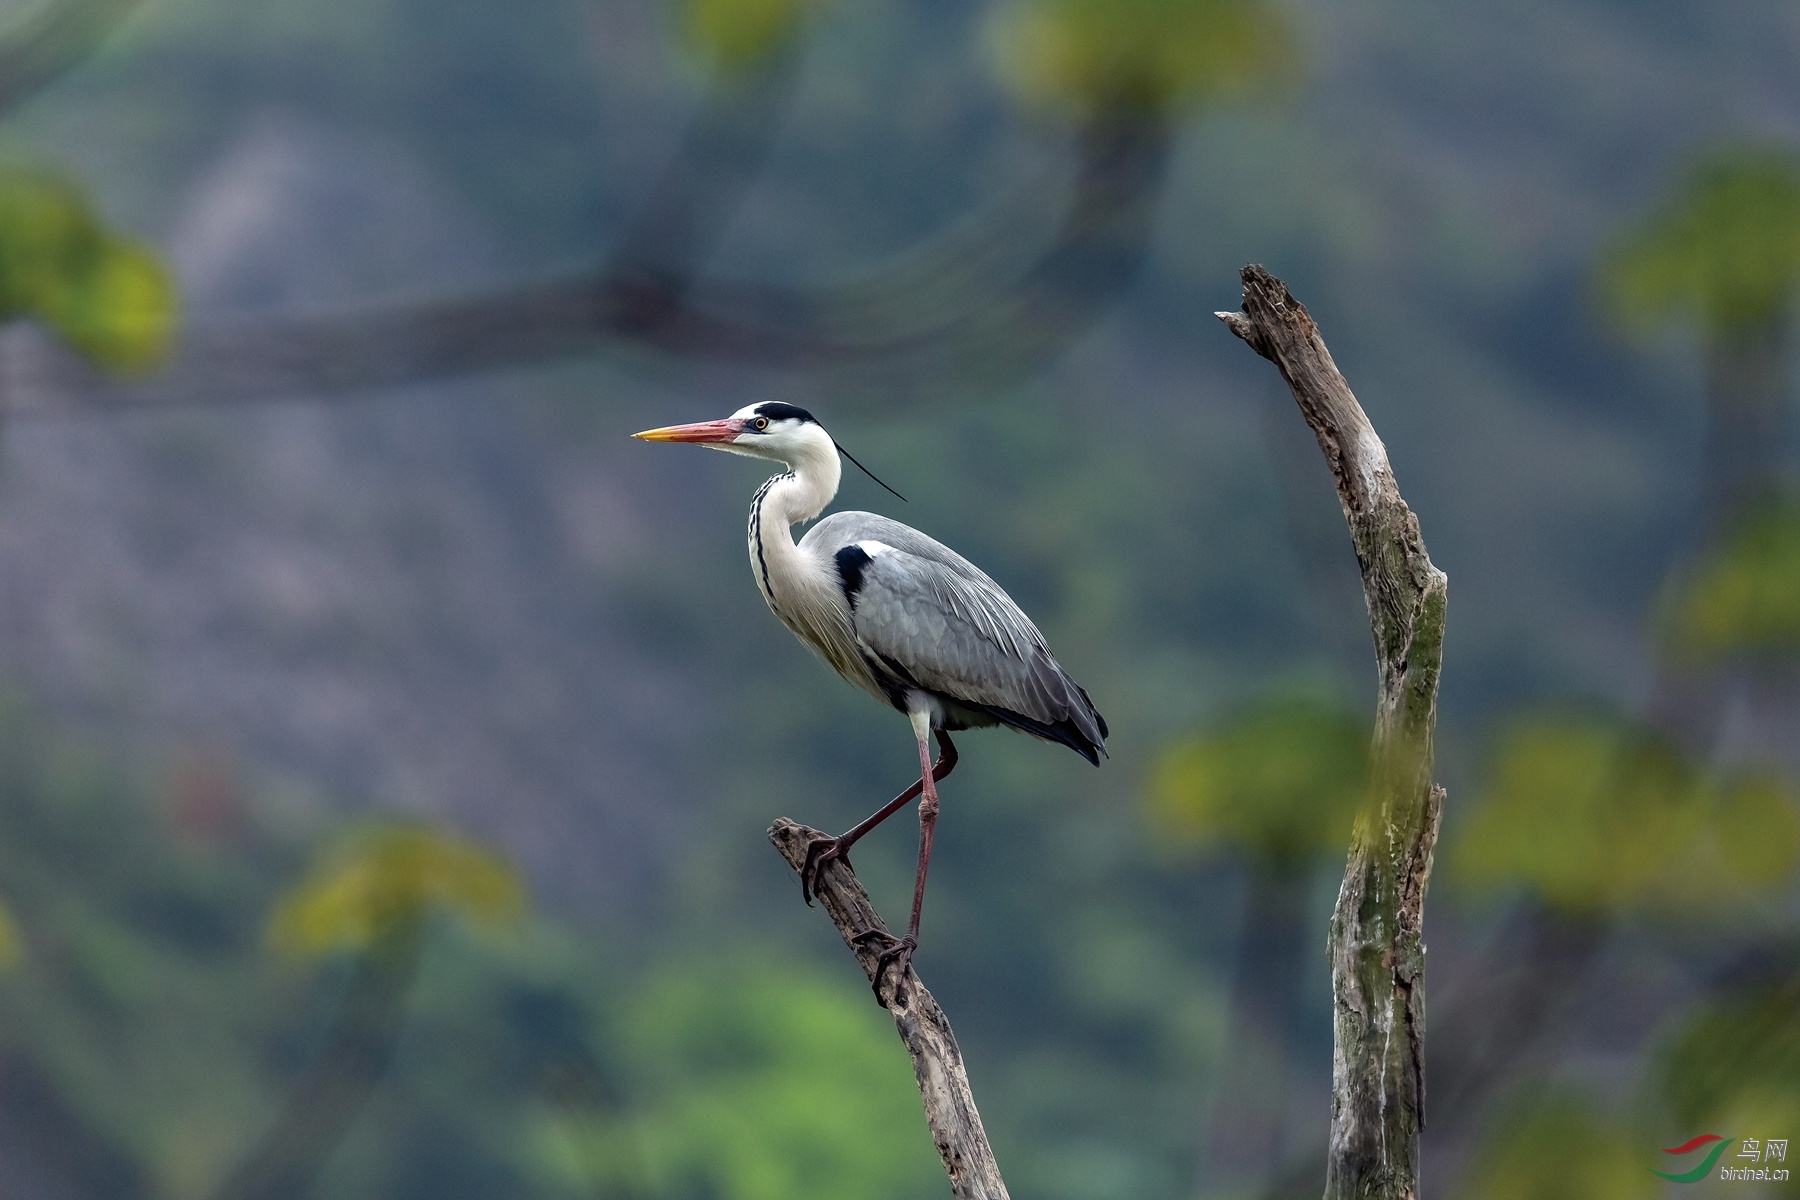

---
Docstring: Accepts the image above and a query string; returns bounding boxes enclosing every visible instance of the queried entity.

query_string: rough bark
[768,818,1009,1200]
[1217,265,1448,1200]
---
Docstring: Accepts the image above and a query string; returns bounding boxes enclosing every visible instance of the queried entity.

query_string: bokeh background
[0,0,1797,1197]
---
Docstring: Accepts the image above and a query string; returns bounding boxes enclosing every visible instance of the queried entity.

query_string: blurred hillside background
[0,0,1797,1197]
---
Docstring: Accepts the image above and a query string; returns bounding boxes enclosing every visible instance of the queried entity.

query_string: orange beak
[632,419,745,444]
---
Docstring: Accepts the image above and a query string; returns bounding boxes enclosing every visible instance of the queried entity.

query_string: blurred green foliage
[676,0,816,73]
[0,688,579,1198]
[1660,499,1800,662]
[1599,148,1800,339]
[0,897,19,968]
[1464,1095,1659,1200]
[1147,693,1368,867]
[0,682,964,1200]
[0,166,175,370]
[0,691,297,1198]
[9,2,1800,1196]
[1658,978,1800,1135]
[269,821,524,960]
[987,0,1291,117]
[549,960,940,1200]
[1451,714,1800,916]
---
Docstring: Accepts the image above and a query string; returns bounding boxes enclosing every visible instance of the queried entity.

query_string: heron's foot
[850,929,917,1008]
[800,836,853,906]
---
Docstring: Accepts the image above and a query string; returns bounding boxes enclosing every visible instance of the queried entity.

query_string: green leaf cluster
[1452,714,1800,917]
[0,166,175,370]
[1658,979,1800,1134]
[1661,499,1800,662]
[1147,693,1368,867]
[1598,148,1800,339]
[268,821,524,958]
[550,960,941,1200]
[676,0,818,73]
[988,0,1292,117]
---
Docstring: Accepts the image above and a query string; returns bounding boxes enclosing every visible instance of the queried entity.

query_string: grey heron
[634,401,1107,1003]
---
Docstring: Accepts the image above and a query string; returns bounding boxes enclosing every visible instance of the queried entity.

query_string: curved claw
[851,929,917,1007]
[800,837,851,906]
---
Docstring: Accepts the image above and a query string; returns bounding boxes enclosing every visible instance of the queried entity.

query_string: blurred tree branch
[0,0,143,117]
[210,824,523,1200]
[1148,693,1369,1187]
[768,818,1010,1200]
[697,113,1169,381]
[0,0,1230,411]
[1219,265,1448,1200]
[1417,150,1800,1163]
[208,919,423,1200]
[0,109,1168,413]
[1599,148,1800,751]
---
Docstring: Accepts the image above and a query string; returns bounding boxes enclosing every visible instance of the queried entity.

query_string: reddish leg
[853,728,953,1006]
[800,729,957,905]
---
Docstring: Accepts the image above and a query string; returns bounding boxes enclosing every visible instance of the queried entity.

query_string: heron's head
[632,402,832,465]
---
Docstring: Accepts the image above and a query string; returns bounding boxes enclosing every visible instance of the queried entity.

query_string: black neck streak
[748,472,793,610]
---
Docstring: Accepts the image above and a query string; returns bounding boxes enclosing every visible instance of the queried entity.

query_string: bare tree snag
[768,818,1010,1200]
[1217,265,1448,1200]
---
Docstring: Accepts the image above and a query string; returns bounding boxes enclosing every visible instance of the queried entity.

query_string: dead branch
[1218,265,1448,1200]
[768,818,1009,1200]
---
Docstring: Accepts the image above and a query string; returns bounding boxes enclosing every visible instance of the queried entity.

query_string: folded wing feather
[802,511,1107,758]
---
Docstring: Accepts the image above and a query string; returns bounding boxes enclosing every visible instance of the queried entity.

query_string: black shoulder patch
[834,543,873,608]
[753,401,816,424]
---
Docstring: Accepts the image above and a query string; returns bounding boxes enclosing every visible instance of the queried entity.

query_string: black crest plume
[833,440,907,503]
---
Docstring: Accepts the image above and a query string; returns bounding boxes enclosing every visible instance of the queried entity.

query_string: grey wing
[805,512,1108,762]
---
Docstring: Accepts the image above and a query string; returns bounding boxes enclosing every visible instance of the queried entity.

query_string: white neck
[764,428,841,526]
[747,426,841,612]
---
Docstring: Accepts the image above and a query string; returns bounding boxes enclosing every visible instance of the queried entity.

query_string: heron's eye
[752,417,770,431]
